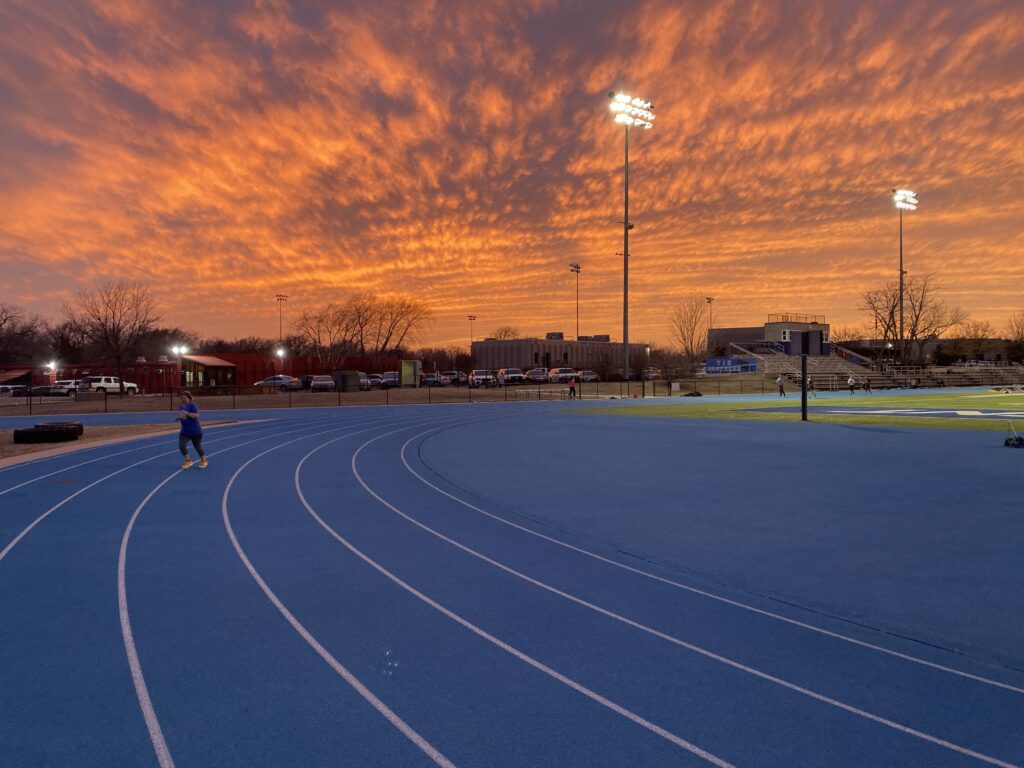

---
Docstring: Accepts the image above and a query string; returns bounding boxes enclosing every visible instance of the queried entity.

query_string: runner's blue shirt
[179,402,202,435]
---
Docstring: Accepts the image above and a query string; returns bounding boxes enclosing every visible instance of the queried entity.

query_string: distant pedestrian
[776,375,786,397]
[568,377,576,400]
[864,379,872,394]
[805,376,816,398]
[847,376,856,395]
[176,391,207,469]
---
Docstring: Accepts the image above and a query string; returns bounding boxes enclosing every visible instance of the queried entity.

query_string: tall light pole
[171,344,189,389]
[275,294,288,344]
[609,91,655,381]
[467,315,476,365]
[569,262,581,340]
[705,296,714,355]
[892,189,918,364]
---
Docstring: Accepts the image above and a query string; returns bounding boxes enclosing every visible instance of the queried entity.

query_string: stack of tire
[13,422,84,444]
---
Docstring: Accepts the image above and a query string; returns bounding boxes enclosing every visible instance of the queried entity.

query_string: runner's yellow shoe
[199,458,208,469]
[181,459,193,470]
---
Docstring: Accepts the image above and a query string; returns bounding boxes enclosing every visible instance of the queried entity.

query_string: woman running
[176,391,207,469]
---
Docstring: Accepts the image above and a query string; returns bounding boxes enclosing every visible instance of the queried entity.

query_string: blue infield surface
[1,400,1022,767]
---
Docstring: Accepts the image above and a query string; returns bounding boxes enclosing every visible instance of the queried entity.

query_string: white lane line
[399,426,1024,696]
[1,413,358,566]
[349,427,1020,768]
[117,415,418,768]
[222,423,456,768]
[295,432,735,768]
[0,420,296,497]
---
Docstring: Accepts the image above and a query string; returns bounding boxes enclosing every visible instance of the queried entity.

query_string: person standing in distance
[776,375,786,397]
[177,391,207,469]
[847,376,857,395]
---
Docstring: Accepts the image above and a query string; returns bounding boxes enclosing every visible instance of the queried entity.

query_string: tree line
[1,281,435,388]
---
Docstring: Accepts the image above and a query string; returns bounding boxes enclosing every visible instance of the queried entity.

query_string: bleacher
[726,344,1024,392]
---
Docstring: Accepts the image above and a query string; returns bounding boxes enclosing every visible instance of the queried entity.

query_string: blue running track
[1,400,1022,767]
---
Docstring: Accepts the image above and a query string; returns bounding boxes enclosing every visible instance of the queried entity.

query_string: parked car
[358,372,371,390]
[642,367,662,381]
[525,368,548,383]
[579,370,601,382]
[497,368,525,385]
[368,374,383,388]
[441,370,467,386]
[547,367,578,383]
[0,384,28,398]
[299,375,315,390]
[310,375,336,392]
[252,375,301,391]
[29,385,56,396]
[469,370,498,387]
[52,379,81,395]
[79,375,139,394]
[421,372,445,386]
[380,372,400,389]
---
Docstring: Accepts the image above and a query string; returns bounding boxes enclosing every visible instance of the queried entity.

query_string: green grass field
[592,389,1024,431]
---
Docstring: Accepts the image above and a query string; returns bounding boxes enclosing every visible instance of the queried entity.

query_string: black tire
[34,422,85,437]
[95,387,106,394]
[13,427,79,444]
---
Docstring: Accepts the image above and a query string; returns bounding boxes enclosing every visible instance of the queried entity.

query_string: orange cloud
[0,0,1022,348]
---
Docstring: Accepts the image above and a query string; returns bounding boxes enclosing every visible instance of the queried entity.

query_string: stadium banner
[706,357,758,374]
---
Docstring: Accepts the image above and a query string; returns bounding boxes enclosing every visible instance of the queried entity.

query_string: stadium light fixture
[892,188,918,363]
[608,91,655,380]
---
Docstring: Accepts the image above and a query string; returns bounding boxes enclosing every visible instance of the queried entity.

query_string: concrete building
[709,314,831,357]
[471,333,647,374]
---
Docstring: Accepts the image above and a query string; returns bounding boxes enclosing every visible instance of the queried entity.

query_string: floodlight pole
[275,294,288,344]
[898,207,905,365]
[570,262,581,339]
[623,124,630,381]
[608,91,654,382]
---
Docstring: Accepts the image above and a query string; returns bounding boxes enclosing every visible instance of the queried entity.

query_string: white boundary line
[221,419,457,767]
[117,414,422,768]
[0,421,310,566]
[399,425,1024,695]
[0,419,299,497]
[346,426,1019,768]
[295,429,736,768]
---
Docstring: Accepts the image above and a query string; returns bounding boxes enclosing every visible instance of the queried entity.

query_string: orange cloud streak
[1,0,1022,347]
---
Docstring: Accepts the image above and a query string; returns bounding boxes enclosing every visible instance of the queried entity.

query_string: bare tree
[0,303,49,362]
[859,283,899,347]
[944,319,994,361]
[1006,310,1024,345]
[490,326,521,340]
[828,325,871,344]
[904,275,967,363]
[861,275,965,363]
[62,282,161,391]
[294,303,356,371]
[370,297,433,358]
[669,294,710,363]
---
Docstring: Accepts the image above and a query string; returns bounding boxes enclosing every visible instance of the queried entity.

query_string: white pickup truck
[79,375,139,394]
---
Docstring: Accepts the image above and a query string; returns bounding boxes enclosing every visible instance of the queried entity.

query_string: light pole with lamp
[892,189,917,364]
[275,347,286,378]
[171,345,189,390]
[467,315,476,366]
[275,294,288,344]
[608,91,655,381]
[569,262,581,340]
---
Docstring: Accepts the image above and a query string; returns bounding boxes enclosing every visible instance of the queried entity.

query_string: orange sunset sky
[1,0,1022,348]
